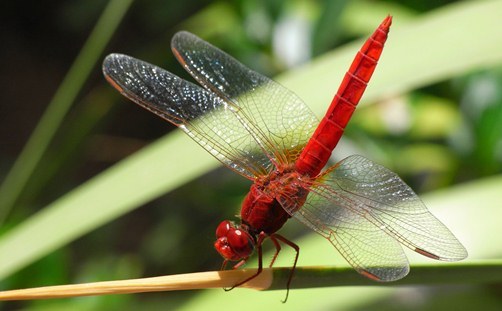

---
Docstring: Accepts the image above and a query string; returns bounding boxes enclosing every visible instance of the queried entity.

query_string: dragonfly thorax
[214,169,310,262]
[241,170,310,235]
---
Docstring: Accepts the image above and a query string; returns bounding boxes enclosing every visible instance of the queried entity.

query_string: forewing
[171,31,318,166]
[103,53,273,179]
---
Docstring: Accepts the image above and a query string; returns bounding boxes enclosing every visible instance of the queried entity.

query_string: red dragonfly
[103,16,467,299]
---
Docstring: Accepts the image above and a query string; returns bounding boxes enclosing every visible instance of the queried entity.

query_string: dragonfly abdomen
[295,16,392,177]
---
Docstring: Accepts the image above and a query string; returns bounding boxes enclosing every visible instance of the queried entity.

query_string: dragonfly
[103,16,467,301]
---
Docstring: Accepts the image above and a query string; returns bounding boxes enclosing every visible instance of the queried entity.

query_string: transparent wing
[171,31,319,166]
[292,192,410,281]
[323,155,468,261]
[103,53,274,179]
[281,155,467,281]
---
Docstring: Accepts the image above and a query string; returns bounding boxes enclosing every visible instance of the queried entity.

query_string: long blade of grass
[0,0,134,223]
[284,0,502,116]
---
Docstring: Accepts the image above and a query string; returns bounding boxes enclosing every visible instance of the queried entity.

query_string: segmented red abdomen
[295,16,392,177]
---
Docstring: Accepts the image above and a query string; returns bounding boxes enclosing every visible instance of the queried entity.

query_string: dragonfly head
[214,220,254,261]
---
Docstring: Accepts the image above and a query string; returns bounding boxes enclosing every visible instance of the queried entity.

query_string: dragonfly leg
[268,235,282,267]
[270,233,299,303]
[224,232,267,291]
[221,258,251,291]
[220,259,229,271]
[232,258,249,269]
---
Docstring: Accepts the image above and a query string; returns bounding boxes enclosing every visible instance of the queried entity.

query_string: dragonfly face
[214,220,255,261]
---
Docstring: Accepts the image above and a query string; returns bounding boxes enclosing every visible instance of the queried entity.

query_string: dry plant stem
[0,269,273,301]
[1,261,501,301]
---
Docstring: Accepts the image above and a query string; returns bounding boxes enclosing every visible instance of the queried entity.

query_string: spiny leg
[220,259,229,271]
[224,232,267,291]
[269,235,282,267]
[232,258,249,269]
[271,233,300,303]
[221,258,248,290]
[221,233,300,302]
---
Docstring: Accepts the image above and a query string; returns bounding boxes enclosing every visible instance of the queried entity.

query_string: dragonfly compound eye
[215,220,233,238]
[226,228,254,258]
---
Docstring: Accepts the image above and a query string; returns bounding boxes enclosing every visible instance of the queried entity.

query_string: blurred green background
[1,0,502,310]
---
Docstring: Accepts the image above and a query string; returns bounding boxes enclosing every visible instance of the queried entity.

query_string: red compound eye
[226,228,254,258]
[216,220,233,238]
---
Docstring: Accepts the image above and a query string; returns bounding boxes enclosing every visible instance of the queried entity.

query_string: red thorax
[214,166,309,261]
